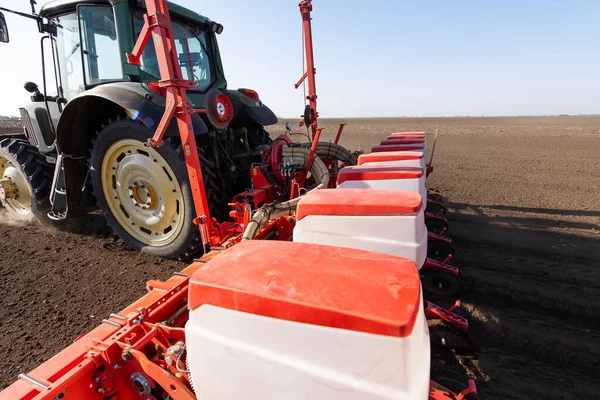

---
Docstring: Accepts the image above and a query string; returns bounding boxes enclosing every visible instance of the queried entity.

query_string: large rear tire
[0,138,54,222]
[89,120,221,260]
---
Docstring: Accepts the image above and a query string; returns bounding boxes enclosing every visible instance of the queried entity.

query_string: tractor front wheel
[90,120,221,260]
[0,138,53,222]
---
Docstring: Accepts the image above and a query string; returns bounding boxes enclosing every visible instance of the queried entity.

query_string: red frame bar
[306,127,323,172]
[333,123,346,145]
[298,0,318,139]
[126,4,213,243]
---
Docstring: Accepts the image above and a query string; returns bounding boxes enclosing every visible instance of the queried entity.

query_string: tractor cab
[1,0,234,157]
[35,0,227,106]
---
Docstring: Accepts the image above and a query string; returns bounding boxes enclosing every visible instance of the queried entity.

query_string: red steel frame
[295,0,346,143]
[125,3,214,248]
[0,246,475,400]
[295,0,318,139]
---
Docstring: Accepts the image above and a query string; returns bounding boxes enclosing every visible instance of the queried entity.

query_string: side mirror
[0,12,9,43]
[24,81,40,94]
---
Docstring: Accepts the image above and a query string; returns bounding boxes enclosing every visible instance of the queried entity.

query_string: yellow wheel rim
[101,139,185,246]
[0,156,33,215]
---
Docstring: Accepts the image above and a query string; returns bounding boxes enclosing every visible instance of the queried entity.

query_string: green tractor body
[0,0,278,259]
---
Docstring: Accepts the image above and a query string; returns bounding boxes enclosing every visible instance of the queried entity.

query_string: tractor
[0,0,286,259]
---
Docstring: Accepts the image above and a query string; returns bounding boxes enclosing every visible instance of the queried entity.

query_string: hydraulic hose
[284,142,358,166]
[242,148,330,241]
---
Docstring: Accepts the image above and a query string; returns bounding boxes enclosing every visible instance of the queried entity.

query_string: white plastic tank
[391,132,426,137]
[358,151,426,170]
[336,165,427,208]
[185,241,431,400]
[371,143,426,154]
[293,188,427,268]
[380,137,426,147]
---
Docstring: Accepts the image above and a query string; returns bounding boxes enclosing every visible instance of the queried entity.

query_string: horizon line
[1,113,599,120]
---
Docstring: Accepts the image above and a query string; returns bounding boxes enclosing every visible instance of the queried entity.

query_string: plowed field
[1,116,599,399]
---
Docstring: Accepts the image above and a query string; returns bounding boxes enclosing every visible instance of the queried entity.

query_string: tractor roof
[40,0,209,25]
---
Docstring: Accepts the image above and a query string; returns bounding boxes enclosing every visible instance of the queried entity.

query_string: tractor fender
[56,82,208,157]
[223,89,278,127]
[242,103,278,126]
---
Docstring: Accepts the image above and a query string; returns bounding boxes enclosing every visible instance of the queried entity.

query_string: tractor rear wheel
[89,120,221,260]
[0,138,53,221]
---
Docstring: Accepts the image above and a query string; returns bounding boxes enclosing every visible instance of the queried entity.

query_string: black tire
[421,269,463,297]
[89,120,222,260]
[426,201,446,215]
[429,323,470,353]
[248,126,273,148]
[0,138,54,222]
[426,217,448,234]
[427,191,444,203]
[427,239,454,261]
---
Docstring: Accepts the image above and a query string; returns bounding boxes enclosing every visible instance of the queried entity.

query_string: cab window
[133,12,213,91]
[54,12,85,100]
[78,5,122,86]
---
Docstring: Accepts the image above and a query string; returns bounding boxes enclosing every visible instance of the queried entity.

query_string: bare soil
[1,116,599,399]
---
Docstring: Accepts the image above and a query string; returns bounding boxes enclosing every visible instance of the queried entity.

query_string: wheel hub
[101,139,185,246]
[0,177,18,200]
[0,157,32,214]
[128,180,155,210]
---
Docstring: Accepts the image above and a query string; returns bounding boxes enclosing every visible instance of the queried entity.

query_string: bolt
[121,350,132,361]
[113,363,121,370]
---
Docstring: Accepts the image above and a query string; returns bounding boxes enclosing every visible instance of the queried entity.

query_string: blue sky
[1,0,600,117]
